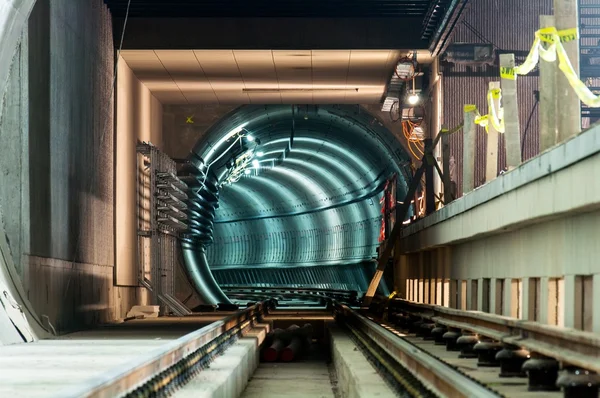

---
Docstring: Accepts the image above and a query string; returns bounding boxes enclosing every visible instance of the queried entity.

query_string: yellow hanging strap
[487,88,505,133]
[512,27,600,107]
[464,87,505,134]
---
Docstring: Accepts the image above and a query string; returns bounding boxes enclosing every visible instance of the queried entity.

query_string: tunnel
[179,104,413,304]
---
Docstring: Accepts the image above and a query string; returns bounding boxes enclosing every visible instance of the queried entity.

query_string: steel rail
[58,301,272,398]
[337,305,500,398]
[396,299,600,373]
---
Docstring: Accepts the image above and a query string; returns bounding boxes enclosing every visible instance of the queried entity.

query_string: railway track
[9,293,596,398]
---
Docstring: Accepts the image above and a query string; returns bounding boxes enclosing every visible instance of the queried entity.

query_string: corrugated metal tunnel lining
[181,105,412,304]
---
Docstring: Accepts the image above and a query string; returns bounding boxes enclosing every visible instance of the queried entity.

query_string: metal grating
[103,0,464,46]
[103,0,433,18]
[212,262,389,295]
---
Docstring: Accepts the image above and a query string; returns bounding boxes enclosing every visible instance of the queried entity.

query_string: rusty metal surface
[441,0,553,196]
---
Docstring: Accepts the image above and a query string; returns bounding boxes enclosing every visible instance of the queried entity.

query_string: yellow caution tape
[500,66,516,80]
[464,104,477,113]
[487,88,505,133]
[508,26,600,107]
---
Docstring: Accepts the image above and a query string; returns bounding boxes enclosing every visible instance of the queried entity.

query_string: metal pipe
[181,243,230,304]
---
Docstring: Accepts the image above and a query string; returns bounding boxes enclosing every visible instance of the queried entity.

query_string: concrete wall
[0,0,149,334]
[396,122,600,333]
[115,58,163,287]
[162,104,236,160]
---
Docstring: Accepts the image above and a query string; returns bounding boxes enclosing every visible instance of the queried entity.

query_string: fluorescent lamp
[252,159,260,168]
[408,94,420,105]
[246,135,255,142]
[256,151,264,157]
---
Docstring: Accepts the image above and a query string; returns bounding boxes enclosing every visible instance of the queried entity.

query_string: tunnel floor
[241,343,339,398]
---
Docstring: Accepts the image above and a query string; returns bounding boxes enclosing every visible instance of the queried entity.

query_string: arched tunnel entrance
[179,104,413,304]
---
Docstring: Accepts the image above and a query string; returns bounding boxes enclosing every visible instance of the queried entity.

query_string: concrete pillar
[459,280,467,310]
[522,278,535,320]
[395,251,409,299]
[539,15,558,152]
[486,82,500,181]
[593,274,600,333]
[539,277,550,324]
[443,279,450,307]
[583,276,593,332]
[450,280,458,309]
[462,108,476,194]
[477,278,484,311]
[554,0,581,141]
[500,54,522,169]
[466,279,473,310]
[503,278,513,317]
[564,275,583,329]
[489,278,498,314]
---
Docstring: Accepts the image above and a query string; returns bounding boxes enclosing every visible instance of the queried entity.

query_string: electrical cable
[521,93,540,161]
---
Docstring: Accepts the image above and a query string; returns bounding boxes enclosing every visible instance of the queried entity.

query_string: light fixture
[407,74,420,105]
[252,159,260,168]
[256,151,264,157]
[246,135,255,142]
[244,169,251,175]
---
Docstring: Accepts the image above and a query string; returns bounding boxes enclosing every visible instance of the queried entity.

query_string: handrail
[58,300,272,398]
[396,299,600,373]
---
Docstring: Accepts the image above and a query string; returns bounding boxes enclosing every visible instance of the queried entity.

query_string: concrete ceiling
[120,49,401,104]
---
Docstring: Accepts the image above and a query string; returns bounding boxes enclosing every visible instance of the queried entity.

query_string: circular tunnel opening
[179,105,413,304]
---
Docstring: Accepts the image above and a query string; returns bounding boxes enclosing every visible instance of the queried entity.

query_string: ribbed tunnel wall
[181,105,412,303]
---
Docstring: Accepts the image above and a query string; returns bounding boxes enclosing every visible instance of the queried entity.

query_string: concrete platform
[328,323,396,398]
[174,324,269,398]
[0,315,225,397]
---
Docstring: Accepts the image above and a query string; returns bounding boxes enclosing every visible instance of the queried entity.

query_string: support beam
[564,275,583,329]
[539,277,550,324]
[503,278,512,317]
[363,162,426,304]
[430,59,443,199]
[477,278,484,312]
[539,15,558,151]
[500,54,522,169]
[554,0,581,141]
[425,139,435,214]
[593,274,600,333]
[462,108,476,194]
[486,82,500,182]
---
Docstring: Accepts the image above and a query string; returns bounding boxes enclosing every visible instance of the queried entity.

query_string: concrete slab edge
[403,121,600,237]
[328,323,396,398]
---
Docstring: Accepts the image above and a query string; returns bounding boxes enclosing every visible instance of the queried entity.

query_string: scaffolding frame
[137,142,191,316]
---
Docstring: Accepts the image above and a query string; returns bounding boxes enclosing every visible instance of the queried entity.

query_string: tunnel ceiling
[180,104,411,303]
[120,49,401,105]
[103,0,465,44]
